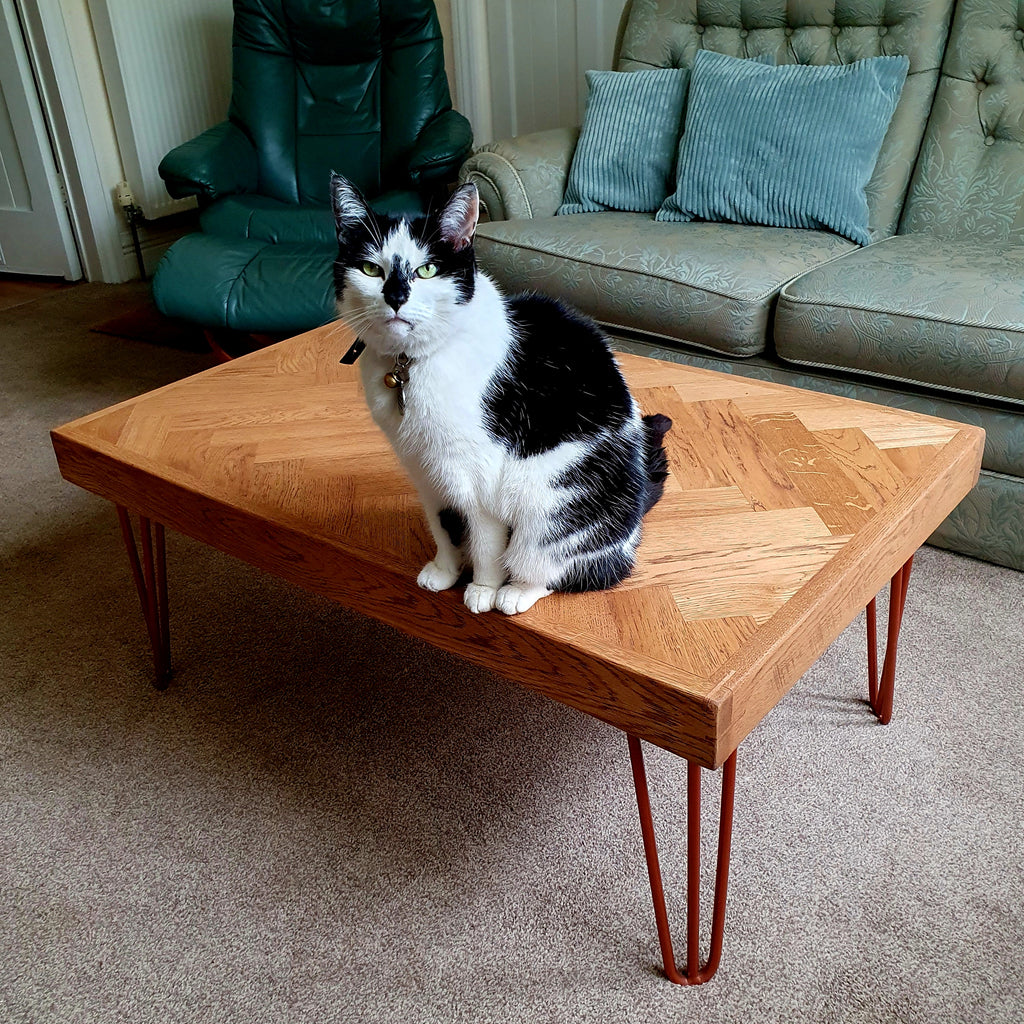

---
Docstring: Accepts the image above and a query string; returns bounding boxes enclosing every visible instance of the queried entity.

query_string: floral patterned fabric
[774,234,1024,408]
[474,213,855,357]
[899,0,1024,241]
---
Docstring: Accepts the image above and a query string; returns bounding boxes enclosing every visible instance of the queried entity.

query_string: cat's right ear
[438,183,479,252]
[330,173,370,241]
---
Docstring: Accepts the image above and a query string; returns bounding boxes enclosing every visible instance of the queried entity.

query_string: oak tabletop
[51,326,985,767]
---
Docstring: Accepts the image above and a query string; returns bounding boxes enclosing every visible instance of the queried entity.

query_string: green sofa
[153,0,471,335]
[459,0,1024,572]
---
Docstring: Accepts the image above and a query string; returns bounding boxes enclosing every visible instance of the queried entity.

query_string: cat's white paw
[496,584,552,615]
[463,582,498,613]
[417,560,460,592]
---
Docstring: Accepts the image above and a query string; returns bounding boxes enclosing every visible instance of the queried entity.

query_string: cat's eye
[415,262,438,279]
[360,261,383,277]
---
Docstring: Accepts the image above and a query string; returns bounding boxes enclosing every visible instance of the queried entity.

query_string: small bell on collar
[383,353,413,413]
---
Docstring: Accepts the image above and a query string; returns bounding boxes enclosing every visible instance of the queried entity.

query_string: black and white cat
[331,175,671,615]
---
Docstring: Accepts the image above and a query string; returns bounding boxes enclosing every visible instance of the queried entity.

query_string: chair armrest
[458,127,580,222]
[158,121,258,202]
[407,109,474,188]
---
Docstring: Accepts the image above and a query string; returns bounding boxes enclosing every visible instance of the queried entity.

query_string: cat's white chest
[360,348,503,506]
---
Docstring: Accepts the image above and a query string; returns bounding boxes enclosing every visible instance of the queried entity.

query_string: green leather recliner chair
[152,0,471,336]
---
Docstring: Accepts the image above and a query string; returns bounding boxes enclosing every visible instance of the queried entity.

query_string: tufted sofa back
[899,0,1024,240]
[615,0,955,241]
[229,0,452,207]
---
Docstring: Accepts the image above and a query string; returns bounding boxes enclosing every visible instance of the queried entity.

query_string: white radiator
[90,0,234,220]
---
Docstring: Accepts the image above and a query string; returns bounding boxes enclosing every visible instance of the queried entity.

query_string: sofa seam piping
[773,353,1023,412]
[465,170,506,220]
[601,319,761,358]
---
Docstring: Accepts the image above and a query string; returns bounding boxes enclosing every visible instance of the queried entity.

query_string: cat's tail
[640,413,672,514]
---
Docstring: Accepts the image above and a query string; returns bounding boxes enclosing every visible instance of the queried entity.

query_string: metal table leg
[628,735,737,985]
[116,505,171,688]
[866,555,914,724]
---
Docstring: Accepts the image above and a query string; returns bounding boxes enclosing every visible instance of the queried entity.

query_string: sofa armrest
[459,127,580,222]
[158,120,258,203]
[407,109,474,189]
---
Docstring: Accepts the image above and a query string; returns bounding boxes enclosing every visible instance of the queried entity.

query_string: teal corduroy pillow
[656,51,910,245]
[558,68,689,216]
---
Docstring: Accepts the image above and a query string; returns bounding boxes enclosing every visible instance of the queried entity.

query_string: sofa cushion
[774,234,1024,407]
[558,68,689,215]
[614,0,956,240]
[656,51,909,246]
[474,213,856,357]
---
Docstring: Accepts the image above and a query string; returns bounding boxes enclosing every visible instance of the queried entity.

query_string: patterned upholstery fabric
[463,128,580,223]
[473,214,855,357]
[774,235,1024,408]
[899,0,1024,240]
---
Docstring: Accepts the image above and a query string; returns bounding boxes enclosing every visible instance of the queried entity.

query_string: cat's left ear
[438,183,479,252]
[330,173,370,241]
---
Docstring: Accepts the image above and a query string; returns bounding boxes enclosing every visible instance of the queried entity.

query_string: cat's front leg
[417,503,466,592]
[463,511,508,613]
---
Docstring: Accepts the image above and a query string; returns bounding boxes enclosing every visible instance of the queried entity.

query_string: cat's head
[330,175,479,359]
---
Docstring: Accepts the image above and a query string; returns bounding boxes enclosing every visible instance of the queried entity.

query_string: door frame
[14,0,127,282]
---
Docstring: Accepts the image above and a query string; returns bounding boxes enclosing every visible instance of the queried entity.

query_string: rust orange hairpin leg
[116,506,171,689]
[866,555,914,725]
[628,735,737,985]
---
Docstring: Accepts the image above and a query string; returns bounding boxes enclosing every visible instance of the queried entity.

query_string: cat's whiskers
[329,306,381,339]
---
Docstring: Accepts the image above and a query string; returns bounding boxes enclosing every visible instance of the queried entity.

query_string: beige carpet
[3,282,1023,1024]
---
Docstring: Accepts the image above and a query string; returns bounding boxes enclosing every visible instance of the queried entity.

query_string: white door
[0,0,81,278]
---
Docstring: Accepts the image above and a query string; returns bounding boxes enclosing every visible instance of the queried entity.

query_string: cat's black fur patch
[438,507,466,548]
[483,294,632,458]
[549,436,644,549]
[554,546,635,593]
[382,260,413,311]
[480,294,673,593]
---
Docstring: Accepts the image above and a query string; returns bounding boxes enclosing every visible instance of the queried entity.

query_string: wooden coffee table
[51,327,984,985]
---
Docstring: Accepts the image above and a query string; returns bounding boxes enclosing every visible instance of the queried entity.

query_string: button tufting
[977,79,986,90]
[1016,29,1024,40]
[695,24,704,34]
[739,29,748,38]
[831,26,841,36]
[985,135,995,146]
[878,26,888,36]
[784,27,794,37]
